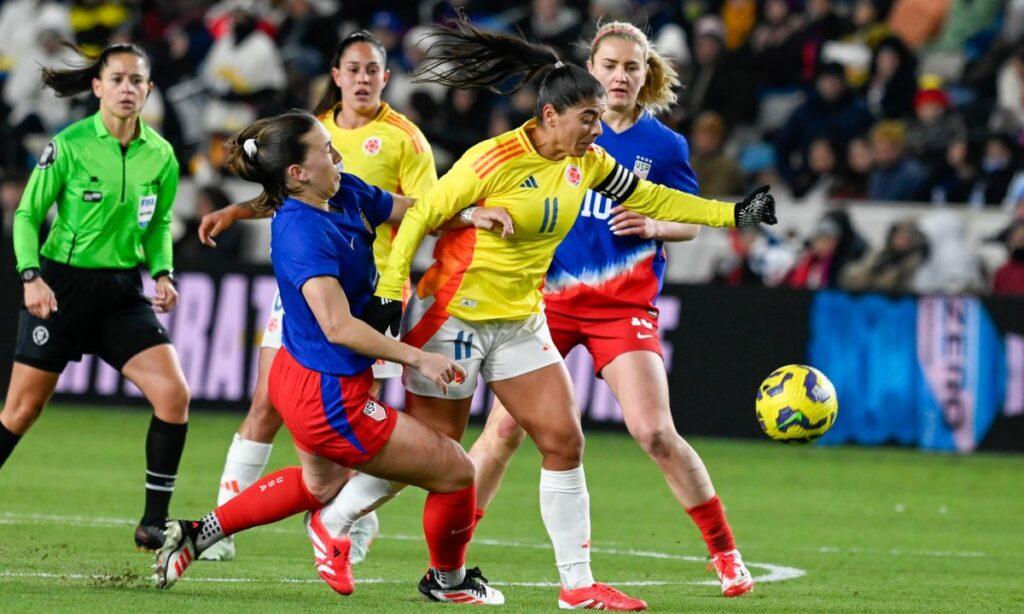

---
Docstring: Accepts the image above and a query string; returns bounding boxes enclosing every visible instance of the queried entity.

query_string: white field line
[0,510,808,587]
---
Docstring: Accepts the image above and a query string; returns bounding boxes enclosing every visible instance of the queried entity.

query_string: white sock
[216,433,273,506]
[319,473,404,537]
[539,466,595,590]
[433,566,467,588]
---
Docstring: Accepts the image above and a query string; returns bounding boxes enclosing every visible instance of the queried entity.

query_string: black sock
[0,422,22,469]
[142,416,188,525]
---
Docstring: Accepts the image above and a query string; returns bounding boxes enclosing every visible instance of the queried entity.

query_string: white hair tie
[554,60,565,68]
[243,138,258,159]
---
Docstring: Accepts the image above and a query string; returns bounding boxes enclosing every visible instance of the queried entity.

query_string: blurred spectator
[749,0,806,90]
[678,15,756,129]
[513,0,582,62]
[844,0,891,49]
[933,0,1004,55]
[689,111,744,198]
[841,219,928,292]
[929,136,977,204]
[787,209,868,289]
[200,1,286,133]
[712,227,766,286]
[887,0,951,50]
[992,220,1024,295]
[793,138,841,201]
[1,28,77,168]
[867,120,928,201]
[831,137,873,199]
[175,185,244,260]
[433,89,490,165]
[775,62,874,189]
[905,86,967,171]
[0,0,70,75]
[721,0,757,51]
[912,211,987,294]
[70,0,130,56]
[993,47,1024,132]
[968,133,1021,206]
[277,0,338,79]
[797,0,853,83]
[865,36,917,119]
[368,10,404,64]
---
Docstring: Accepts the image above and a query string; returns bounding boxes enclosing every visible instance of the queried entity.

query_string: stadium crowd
[0,0,1022,295]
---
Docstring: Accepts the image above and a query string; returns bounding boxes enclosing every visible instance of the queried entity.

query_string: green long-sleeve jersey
[13,112,180,274]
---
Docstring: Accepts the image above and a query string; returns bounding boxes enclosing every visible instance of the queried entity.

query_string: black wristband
[20,267,41,283]
[153,270,177,286]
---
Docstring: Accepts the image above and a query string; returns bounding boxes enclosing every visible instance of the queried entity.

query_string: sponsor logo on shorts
[363,399,387,422]
[459,298,477,308]
[636,333,654,340]
[32,325,49,345]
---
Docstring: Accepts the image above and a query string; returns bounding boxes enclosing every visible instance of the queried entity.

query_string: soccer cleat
[304,510,354,595]
[710,549,755,597]
[418,567,505,605]
[153,520,197,589]
[349,511,379,565]
[558,583,648,610]
[198,535,235,561]
[134,522,167,551]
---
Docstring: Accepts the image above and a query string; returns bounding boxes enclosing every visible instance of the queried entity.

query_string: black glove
[360,296,402,336]
[734,185,777,227]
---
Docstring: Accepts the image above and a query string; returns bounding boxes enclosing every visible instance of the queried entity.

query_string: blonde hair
[589,21,680,115]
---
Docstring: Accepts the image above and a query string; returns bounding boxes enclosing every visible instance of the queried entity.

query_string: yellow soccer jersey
[377,119,735,322]
[320,103,437,271]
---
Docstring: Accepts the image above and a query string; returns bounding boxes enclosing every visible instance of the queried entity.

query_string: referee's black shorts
[14,258,173,374]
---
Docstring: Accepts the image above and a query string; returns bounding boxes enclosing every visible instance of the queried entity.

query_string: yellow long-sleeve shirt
[377,119,735,321]
[320,102,436,272]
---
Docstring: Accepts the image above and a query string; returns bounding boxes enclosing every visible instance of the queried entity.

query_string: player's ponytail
[589,22,679,115]
[414,17,605,118]
[226,111,320,214]
[311,30,388,117]
[41,43,150,97]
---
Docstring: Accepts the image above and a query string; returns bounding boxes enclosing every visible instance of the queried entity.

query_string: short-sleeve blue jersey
[543,111,698,318]
[271,172,393,375]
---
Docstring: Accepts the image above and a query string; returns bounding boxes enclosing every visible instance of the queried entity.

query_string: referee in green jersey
[0,43,191,551]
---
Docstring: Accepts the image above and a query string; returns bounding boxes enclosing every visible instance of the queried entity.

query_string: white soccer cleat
[349,511,379,565]
[153,520,197,589]
[198,535,235,561]
[418,567,505,605]
[710,549,755,597]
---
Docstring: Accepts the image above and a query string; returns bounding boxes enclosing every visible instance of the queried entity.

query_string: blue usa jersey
[543,111,698,317]
[272,173,393,376]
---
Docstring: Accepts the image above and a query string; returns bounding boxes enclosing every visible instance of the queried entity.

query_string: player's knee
[535,425,584,466]
[435,450,475,492]
[1,394,46,433]
[635,426,679,461]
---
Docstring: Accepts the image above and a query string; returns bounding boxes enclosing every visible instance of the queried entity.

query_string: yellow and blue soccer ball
[755,365,838,444]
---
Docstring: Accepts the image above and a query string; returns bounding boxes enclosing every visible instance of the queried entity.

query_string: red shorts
[268,347,398,466]
[545,306,663,375]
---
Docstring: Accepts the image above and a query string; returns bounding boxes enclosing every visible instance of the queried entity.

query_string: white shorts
[260,291,403,379]
[400,293,563,400]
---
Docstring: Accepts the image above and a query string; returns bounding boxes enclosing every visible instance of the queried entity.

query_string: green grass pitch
[0,405,1021,612]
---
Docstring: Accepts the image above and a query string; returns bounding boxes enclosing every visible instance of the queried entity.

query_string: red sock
[422,485,476,571]
[214,467,321,536]
[686,495,736,556]
[473,507,486,528]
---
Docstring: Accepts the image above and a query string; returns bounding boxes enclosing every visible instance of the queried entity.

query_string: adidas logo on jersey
[520,175,539,189]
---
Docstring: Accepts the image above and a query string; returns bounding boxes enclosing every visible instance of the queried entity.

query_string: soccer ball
[755,365,838,444]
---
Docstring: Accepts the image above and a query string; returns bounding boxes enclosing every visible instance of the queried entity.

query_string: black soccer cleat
[417,566,505,605]
[134,522,167,551]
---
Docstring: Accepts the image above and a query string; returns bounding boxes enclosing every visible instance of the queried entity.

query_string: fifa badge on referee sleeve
[138,195,157,228]
[37,142,57,169]
[363,399,387,422]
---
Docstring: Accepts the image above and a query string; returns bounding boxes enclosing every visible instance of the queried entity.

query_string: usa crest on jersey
[632,156,652,180]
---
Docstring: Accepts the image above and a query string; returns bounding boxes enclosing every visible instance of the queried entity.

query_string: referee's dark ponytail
[41,43,150,97]
[414,18,605,118]
[226,112,320,214]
